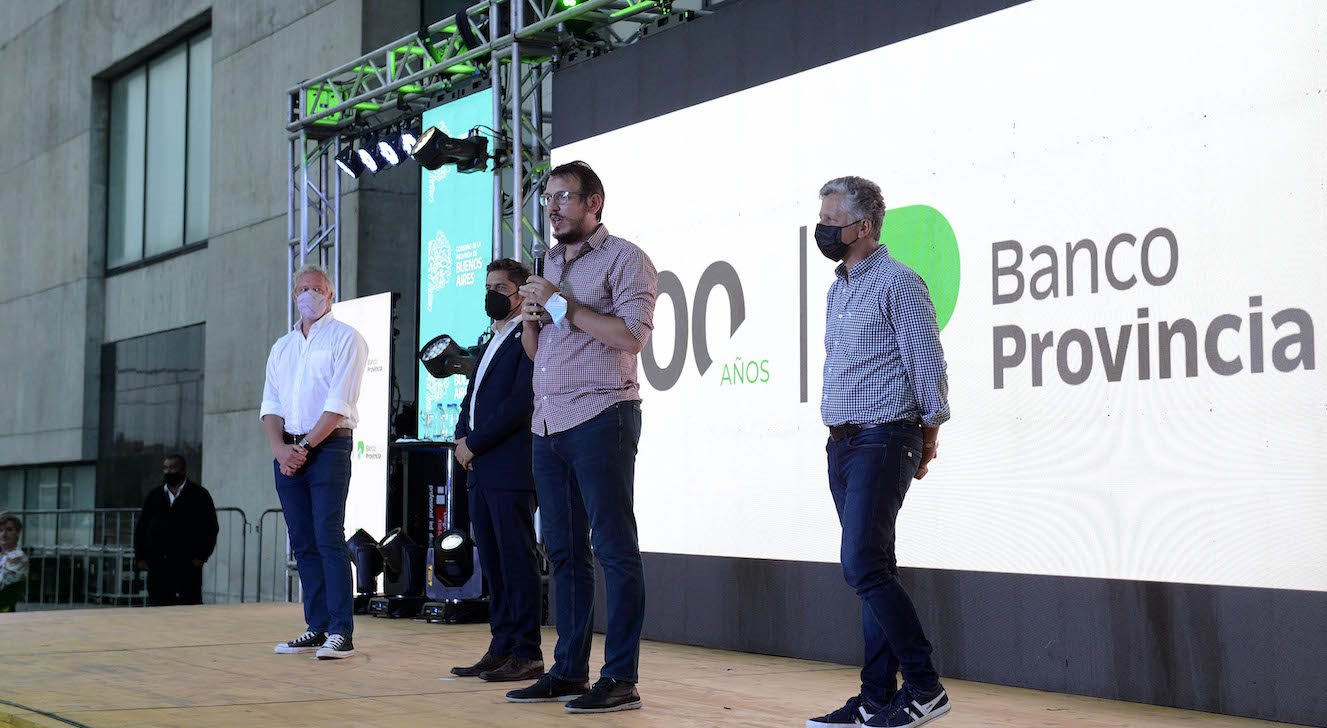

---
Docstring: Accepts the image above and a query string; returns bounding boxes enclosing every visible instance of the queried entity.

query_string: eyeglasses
[538,190,587,206]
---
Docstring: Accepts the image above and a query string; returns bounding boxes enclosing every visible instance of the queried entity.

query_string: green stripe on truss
[610,0,656,18]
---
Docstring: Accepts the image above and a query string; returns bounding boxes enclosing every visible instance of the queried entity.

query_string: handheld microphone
[531,239,547,278]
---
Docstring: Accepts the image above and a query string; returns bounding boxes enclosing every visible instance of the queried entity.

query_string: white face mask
[296,290,329,320]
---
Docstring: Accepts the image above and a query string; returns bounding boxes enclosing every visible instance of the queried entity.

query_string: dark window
[98,325,204,508]
[0,463,95,547]
[107,29,211,270]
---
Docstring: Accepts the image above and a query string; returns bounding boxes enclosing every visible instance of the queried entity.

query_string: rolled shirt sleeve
[890,271,951,428]
[259,344,283,421]
[610,246,658,343]
[323,329,369,418]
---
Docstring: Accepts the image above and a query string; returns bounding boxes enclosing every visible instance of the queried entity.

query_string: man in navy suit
[450,258,544,682]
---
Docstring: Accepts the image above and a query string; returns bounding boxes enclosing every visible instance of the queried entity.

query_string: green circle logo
[882,205,960,330]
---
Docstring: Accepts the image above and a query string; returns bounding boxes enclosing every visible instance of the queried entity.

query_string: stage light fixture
[433,528,476,588]
[357,132,383,174]
[377,128,404,167]
[376,527,425,597]
[419,333,478,379]
[410,126,489,172]
[346,529,383,594]
[335,143,365,178]
[398,124,419,155]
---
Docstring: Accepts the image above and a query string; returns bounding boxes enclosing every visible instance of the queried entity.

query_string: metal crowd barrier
[208,507,249,604]
[9,507,251,610]
[255,508,298,603]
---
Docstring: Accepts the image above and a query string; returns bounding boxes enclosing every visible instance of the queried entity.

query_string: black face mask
[814,220,863,261]
[485,289,515,320]
[164,471,185,487]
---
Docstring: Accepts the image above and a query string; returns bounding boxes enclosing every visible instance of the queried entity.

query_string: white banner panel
[332,292,392,544]
[554,0,1327,591]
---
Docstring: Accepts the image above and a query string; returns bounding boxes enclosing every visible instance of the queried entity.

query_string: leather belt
[283,427,352,445]
[828,422,881,441]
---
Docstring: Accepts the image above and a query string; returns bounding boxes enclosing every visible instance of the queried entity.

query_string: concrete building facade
[1,0,422,594]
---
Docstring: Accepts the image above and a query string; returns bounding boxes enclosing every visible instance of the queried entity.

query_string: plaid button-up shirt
[822,245,951,429]
[532,225,658,435]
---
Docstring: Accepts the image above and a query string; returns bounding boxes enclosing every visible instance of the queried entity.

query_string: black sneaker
[564,677,642,714]
[864,685,949,727]
[807,694,881,727]
[480,655,545,682]
[315,633,355,660]
[505,673,589,703]
[274,630,326,654]
[451,651,510,677]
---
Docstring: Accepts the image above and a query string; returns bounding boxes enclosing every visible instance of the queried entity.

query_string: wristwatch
[297,436,313,450]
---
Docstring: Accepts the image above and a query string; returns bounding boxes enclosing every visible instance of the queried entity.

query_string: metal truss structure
[285,0,730,317]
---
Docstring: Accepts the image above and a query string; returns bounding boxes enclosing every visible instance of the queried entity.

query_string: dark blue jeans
[533,401,644,684]
[470,486,542,660]
[827,423,939,706]
[274,435,354,637]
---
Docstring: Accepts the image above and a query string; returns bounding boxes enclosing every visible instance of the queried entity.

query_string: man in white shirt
[260,263,368,660]
[449,259,543,683]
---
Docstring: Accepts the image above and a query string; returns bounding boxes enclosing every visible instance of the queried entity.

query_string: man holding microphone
[506,161,657,714]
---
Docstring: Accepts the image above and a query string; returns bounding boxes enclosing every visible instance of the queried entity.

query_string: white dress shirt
[259,311,369,434]
[164,482,185,506]
[469,316,521,430]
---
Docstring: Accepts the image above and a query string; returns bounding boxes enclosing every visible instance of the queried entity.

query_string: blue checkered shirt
[821,245,950,428]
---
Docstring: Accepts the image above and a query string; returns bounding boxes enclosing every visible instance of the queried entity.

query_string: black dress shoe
[480,655,545,682]
[451,651,510,677]
[504,674,589,703]
[564,677,642,713]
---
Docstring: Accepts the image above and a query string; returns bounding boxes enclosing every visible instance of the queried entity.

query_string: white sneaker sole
[274,645,320,654]
[316,649,355,659]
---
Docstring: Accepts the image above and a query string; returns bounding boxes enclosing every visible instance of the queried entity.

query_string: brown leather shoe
[480,655,546,682]
[451,651,510,677]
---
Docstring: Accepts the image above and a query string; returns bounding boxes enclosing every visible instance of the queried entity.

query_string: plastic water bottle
[446,402,461,441]
[434,402,446,441]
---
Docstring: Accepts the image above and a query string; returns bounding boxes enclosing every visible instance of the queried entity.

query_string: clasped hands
[275,443,308,476]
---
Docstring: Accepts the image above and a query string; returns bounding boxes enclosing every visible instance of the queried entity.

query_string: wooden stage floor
[0,604,1305,728]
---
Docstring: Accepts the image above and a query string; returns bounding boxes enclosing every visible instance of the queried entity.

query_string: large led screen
[417,89,495,441]
[553,0,1326,591]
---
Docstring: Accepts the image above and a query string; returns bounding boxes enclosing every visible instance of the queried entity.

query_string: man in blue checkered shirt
[806,177,952,728]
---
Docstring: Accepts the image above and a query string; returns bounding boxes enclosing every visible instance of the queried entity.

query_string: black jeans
[827,422,939,705]
[533,401,645,683]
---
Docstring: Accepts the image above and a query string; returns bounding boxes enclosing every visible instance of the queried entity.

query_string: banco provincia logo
[882,205,961,331]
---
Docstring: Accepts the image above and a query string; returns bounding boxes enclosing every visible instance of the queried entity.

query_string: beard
[552,215,596,245]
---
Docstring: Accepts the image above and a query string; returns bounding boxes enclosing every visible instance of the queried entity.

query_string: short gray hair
[819,176,886,240]
[293,263,334,292]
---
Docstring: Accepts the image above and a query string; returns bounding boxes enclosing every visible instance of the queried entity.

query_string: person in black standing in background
[134,454,219,606]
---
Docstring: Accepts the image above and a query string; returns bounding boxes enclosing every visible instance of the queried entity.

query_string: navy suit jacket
[454,323,535,491]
